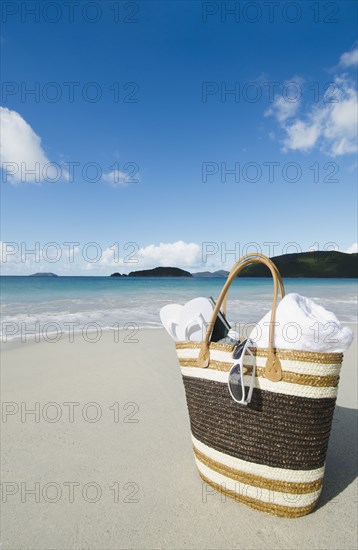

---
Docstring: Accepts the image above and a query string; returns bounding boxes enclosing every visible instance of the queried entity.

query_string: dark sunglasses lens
[233,339,248,360]
[229,366,244,402]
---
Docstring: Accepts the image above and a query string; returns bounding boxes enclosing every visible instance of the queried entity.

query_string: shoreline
[2,320,357,349]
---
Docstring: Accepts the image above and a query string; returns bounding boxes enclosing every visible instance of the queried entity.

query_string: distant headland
[236,251,358,278]
[111,267,192,277]
[110,252,358,278]
[29,272,59,277]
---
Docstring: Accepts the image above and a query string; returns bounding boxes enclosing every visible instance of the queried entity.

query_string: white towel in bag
[252,293,353,353]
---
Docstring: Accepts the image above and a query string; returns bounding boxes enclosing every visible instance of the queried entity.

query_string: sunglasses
[228,338,256,405]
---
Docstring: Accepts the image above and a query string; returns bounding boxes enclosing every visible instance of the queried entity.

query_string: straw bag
[175,254,343,518]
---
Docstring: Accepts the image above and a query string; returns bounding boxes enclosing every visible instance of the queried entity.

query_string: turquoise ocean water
[1,276,357,342]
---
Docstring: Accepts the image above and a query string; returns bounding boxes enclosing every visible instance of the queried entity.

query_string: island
[29,272,58,277]
[108,252,357,278]
[111,267,192,277]
[239,251,358,278]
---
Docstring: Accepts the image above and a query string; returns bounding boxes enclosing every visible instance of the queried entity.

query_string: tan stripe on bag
[178,358,340,388]
[198,472,317,518]
[175,341,343,365]
[194,447,323,494]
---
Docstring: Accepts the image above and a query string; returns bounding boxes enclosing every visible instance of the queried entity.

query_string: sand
[1,326,357,550]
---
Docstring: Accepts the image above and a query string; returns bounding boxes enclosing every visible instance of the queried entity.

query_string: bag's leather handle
[222,258,285,316]
[197,253,285,382]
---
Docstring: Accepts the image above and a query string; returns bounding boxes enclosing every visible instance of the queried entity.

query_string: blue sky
[1,0,357,274]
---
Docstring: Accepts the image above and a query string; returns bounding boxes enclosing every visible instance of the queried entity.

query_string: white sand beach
[1,326,357,550]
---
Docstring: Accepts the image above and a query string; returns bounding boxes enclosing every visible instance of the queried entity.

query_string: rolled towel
[252,293,353,353]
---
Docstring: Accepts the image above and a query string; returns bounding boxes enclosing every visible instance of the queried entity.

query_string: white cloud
[84,240,202,272]
[84,246,122,270]
[264,78,303,123]
[265,96,300,123]
[0,107,63,184]
[0,108,135,187]
[266,49,358,157]
[102,169,139,187]
[267,75,357,157]
[321,77,358,155]
[345,243,358,254]
[284,76,357,156]
[137,241,201,267]
[338,47,358,68]
[283,118,321,151]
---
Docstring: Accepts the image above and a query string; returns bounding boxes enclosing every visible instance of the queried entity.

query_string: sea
[1,276,357,343]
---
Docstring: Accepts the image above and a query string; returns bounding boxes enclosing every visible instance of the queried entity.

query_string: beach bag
[175,253,343,518]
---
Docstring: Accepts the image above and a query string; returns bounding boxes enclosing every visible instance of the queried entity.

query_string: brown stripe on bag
[198,472,318,518]
[182,376,336,470]
[194,447,323,494]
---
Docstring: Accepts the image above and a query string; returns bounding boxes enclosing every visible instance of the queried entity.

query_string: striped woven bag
[175,253,343,518]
